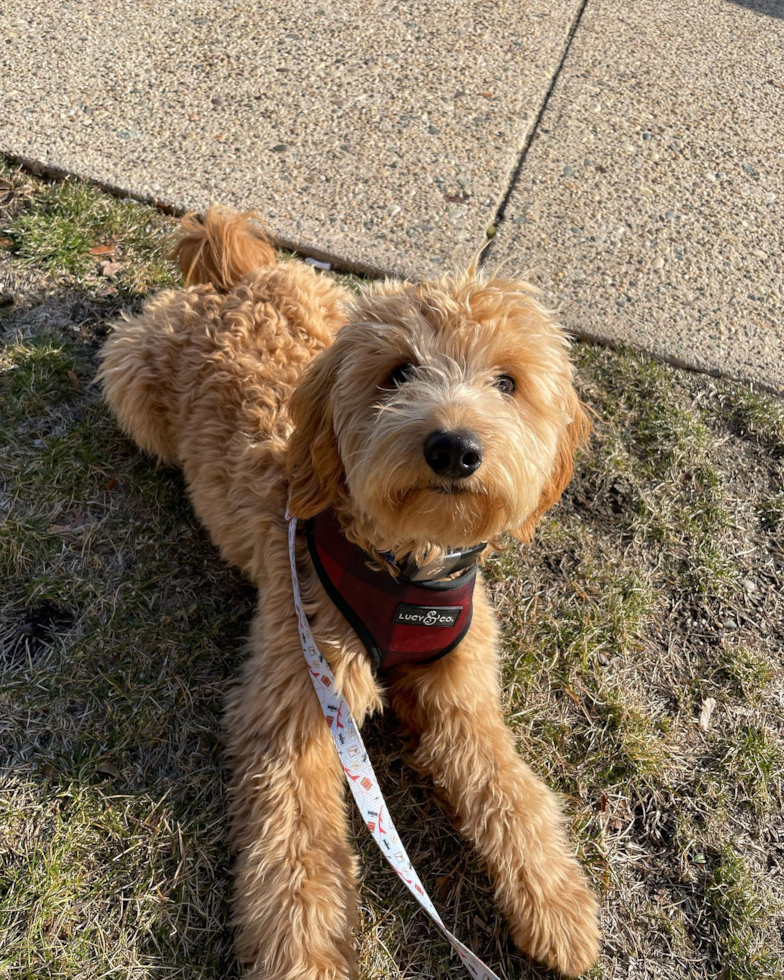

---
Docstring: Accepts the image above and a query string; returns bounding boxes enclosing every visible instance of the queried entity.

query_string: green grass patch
[0,333,82,426]
[4,176,180,297]
[703,847,783,980]
[677,535,739,598]
[725,388,784,452]
[0,783,236,979]
[0,515,54,585]
[574,346,737,607]
[575,347,711,476]
[533,565,652,673]
[758,490,784,532]
[594,690,669,783]
[718,645,773,702]
[719,724,782,814]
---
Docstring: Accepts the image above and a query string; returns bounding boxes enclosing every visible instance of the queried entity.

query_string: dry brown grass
[1,161,782,979]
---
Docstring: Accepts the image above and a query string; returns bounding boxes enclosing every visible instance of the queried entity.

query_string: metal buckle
[398,542,487,584]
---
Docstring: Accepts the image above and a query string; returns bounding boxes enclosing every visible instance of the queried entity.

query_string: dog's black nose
[423,429,484,479]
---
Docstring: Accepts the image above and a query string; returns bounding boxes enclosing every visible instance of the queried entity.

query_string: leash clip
[398,541,487,584]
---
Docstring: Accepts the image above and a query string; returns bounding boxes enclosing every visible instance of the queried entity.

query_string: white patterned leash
[287,510,501,980]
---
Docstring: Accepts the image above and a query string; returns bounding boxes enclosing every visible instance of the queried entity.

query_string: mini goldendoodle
[99,209,599,979]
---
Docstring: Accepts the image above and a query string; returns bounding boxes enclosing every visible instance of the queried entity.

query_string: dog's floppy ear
[512,387,591,544]
[286,341,346,518]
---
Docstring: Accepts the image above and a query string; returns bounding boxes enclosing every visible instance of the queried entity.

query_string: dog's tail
[172,208,276,292]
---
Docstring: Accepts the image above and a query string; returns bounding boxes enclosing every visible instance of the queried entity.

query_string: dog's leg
[387,590,600,977]
[225,617,371,980]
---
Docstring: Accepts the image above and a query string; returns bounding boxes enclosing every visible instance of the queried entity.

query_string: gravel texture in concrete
[488,0,784,393]
[0,0,582,278]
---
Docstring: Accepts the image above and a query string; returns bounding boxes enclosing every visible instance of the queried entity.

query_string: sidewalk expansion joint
[480,0,592,268]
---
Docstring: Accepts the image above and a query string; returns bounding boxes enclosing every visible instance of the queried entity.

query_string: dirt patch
[6,600,76,664]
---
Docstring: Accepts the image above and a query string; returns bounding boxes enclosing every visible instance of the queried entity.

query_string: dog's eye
[493,374,517,396]
[387,363,416,388]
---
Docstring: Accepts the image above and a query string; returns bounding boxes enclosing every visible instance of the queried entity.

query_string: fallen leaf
[99,261,124,277]
[97,762,121,778]
[435,875,450,897]
[89,243,116,257]
[105,477,118,491]
[698,697,717,731]
[48,507,90,535]
[478,91,495,98]
[0,237,13,248]
[67,369,81,392]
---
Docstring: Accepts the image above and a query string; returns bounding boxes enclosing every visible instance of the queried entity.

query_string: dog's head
[287,268,590,562]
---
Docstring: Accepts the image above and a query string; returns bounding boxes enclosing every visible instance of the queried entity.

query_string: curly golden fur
[99,209,599,979]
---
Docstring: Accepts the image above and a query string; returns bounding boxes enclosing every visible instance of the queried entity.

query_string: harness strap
[306,507,476,671]
[287,510,501,980]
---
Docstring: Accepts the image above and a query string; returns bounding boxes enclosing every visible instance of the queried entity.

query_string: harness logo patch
[393,604,462,627]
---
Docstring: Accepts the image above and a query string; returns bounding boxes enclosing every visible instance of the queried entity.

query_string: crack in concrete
[481,0,592,265]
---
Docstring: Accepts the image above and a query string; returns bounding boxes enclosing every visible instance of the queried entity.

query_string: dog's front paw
[509,865,600,977]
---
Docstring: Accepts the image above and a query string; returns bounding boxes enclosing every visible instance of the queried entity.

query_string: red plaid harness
[305,508,478,671]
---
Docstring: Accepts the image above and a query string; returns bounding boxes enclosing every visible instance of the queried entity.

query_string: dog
[99,209,599,979]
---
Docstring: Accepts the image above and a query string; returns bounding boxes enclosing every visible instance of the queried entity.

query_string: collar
[305,508,482,672]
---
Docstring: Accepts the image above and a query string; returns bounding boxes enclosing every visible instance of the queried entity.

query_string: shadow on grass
[1,285,251,977]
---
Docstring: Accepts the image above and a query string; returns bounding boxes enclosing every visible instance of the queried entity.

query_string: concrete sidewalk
[488,0,784,393]
[0,0,584,275]
[1,0,782,391]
